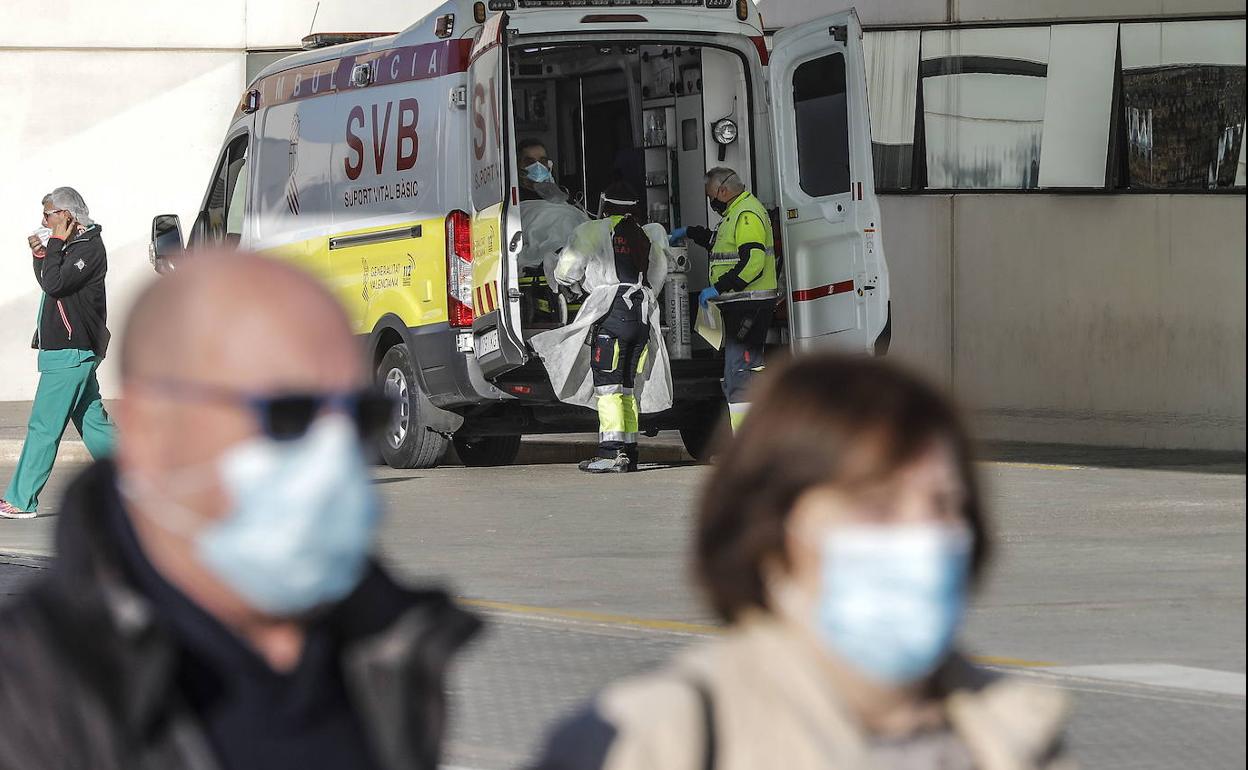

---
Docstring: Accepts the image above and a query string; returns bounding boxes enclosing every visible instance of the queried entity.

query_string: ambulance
[148,0,891,469]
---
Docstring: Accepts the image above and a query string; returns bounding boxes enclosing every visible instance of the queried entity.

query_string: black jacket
[31,224,110,358]
[0,461,481,770]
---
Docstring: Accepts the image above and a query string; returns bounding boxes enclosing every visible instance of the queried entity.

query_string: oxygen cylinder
[663,247,692,360]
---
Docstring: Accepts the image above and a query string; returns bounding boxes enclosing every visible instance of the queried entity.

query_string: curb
[0,438,93,465]
[0,552,52,568]
[512,440,693,466]
[1,438,695,467]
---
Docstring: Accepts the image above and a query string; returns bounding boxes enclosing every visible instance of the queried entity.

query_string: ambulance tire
[453,434,522,467]
[378,344,449,470]
[679,404,726,463]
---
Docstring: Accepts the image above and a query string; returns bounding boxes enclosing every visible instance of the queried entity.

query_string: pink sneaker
[0,500,35,519]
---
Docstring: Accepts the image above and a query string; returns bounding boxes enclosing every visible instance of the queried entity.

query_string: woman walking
[530,355,1071,769]
[1,187,115,519]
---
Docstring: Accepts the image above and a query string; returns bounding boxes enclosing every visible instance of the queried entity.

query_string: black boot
[623,444,639,472]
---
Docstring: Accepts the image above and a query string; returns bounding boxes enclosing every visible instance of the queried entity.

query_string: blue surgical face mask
[814,523,972,685]
[525,161,553,184]
[123,415,381,616]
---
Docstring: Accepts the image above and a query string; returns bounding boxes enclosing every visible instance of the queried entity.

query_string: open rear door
[768,10,890,354]
[468,13,527,378]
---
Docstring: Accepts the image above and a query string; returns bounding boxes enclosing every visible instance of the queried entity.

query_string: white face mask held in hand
[811,523,973,685]
[121,414,381,616]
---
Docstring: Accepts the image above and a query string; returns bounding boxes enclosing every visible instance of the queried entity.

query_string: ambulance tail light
[446,210,474,328]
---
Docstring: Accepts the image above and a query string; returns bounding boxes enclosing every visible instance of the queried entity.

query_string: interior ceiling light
[712,118,738,145]
[712,117,738,161]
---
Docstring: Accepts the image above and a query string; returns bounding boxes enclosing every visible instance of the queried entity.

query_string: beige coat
[585,617,1071,770]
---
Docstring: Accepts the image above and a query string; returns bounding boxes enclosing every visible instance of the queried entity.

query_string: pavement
[1,401,1245,768]
[0,400,695,467]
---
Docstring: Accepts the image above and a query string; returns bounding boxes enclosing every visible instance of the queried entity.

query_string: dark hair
[601,181,642,217]
[602,181,649,276]
[695,355,990,623]
[517,138,547,159]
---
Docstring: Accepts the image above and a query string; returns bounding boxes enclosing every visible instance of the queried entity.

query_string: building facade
[761,0,1246,450]
[1,0,1244,449]
[0,0,439,402]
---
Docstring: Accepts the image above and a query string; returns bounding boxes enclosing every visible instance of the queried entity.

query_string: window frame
[790,50,853,199]
[855,13,1247,195]
[190,130,252,249]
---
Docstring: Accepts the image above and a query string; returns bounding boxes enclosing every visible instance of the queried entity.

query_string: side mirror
[149,214,183,274]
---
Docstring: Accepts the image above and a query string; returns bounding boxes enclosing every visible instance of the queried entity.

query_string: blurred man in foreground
[0,253,479,770]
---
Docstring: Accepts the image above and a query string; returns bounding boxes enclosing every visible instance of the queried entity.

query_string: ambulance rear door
[767,10,889,353]
[467,12,527,378]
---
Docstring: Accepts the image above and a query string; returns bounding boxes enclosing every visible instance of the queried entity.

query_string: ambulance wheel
[378,345,448,470]
[453,434,522,467]
[679,405,725,463]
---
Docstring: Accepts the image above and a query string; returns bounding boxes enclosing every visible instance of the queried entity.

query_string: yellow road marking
[460,598,1057,668]
[971,655,1057,669]
[981,461,1084,471]
[461,598,719,635]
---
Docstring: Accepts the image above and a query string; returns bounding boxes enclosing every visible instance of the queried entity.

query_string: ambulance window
[793,53,851,197]
[200,134,250,247]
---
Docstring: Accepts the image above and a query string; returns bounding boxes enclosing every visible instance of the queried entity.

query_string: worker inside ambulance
[516,138,590,324]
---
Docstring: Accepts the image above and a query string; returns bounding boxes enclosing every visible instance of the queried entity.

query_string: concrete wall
[0,0,441,404]
[882,194,1247,451]
[756,0,1247,28]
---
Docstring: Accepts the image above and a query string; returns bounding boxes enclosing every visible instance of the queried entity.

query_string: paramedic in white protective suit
[516,139,590,294]
[531,182,672,474]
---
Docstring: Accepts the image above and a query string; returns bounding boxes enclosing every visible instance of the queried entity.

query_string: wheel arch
[368,314,416,378]
[367,314,465,434]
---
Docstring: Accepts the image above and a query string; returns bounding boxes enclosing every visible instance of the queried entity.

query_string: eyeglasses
[135,379,396,442]
[708,172,738,201]
[41,209,64,220]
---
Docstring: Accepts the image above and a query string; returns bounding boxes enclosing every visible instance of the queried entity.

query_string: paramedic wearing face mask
[516,139,590,294]
[531,356,1071,770]
[531,183,672,473]
[670,167,778,432]
[0,253,480,770]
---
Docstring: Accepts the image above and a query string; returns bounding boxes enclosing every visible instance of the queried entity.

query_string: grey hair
[705,167,745,196]
[42,187,94,227]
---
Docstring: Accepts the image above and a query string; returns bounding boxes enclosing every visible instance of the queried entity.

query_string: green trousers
[3,357,115,513]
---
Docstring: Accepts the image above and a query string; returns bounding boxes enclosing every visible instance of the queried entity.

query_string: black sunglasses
[137,379,396,442]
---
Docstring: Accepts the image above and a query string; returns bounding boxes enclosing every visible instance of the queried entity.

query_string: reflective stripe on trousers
[595,385,639,448]
[728,401,750,433]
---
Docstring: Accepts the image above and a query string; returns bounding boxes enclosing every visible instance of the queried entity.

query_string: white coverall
[517,199,590,287]
[530,218,673,415]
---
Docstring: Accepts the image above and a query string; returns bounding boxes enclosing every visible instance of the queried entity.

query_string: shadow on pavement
[976,441,1246,475]
[372,476,422,485]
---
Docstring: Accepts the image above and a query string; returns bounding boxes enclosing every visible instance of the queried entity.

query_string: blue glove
[698,286,719,309]
[668,226,688,245]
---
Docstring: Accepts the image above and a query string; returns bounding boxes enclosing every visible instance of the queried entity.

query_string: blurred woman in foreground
[530,355,1071,770]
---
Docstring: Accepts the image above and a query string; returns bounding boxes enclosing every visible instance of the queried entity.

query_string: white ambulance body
[151,1,890,468]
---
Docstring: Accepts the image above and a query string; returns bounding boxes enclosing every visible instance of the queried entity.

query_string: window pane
[921,28,1050,189]
[225,157,249,239]
[1038,24,1117,187]
[864,30,920,189]
[793,52,850,197]
[202,136,248,245]
[1120,20,1247,189]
